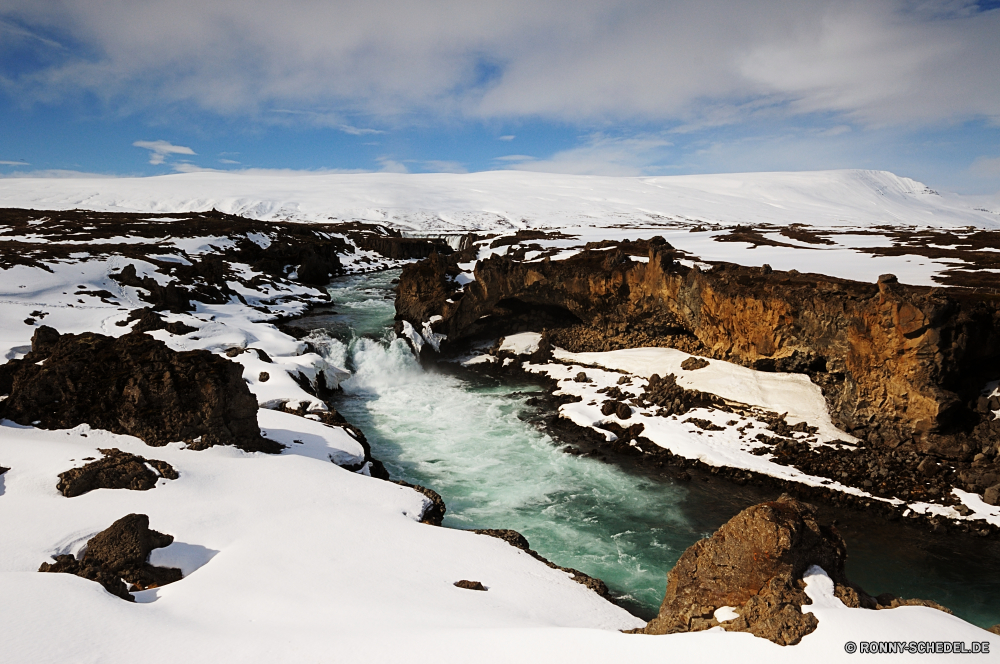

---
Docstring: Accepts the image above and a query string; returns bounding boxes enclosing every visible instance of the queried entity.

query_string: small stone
[680,357,710,371]
[259,371,270,382]
[984,484,1000,507]
[917,457,939,477]
[573,372,589,383]
[454,580,487,591]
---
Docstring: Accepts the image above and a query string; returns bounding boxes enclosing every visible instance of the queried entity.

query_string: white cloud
[133,140,196,165]
[0,160,29,165]
[498,135,515,141]
[218,158,240,164]
[818,125,853,137]
[494,154,535,162]
[270,109,383,134]
[1,1,997,130]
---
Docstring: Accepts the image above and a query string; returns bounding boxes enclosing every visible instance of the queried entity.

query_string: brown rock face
[395,242,1000,462]
[57,448,178,498]
[0,326,279,453]
[643,495,867,645]
[39,513,183,600]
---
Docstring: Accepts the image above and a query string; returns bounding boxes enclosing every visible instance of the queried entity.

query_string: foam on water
[320,328,695,615]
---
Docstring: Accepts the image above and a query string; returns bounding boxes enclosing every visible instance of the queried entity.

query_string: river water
[295,270,1000,627]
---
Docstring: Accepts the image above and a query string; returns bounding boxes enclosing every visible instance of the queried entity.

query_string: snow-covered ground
[3,169,998,287]
[2,173,999,661]
[1,169,997,232]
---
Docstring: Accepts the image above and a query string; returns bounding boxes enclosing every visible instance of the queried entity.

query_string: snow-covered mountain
[1,169,997,232]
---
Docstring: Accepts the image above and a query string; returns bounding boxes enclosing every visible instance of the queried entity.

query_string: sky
[1,0,999,193]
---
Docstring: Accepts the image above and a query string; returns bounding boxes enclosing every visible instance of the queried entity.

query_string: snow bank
[499,332,542,355]
[553,347,852,443]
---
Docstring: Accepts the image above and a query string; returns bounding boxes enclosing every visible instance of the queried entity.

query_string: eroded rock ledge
[395,239,1000,505]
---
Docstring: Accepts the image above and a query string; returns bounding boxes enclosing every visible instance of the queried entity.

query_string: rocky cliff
[395,238,1000,500]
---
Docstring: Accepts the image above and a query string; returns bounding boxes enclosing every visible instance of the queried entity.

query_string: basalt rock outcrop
[39,513,183,600]
[0,326,280,453]
[642,495,945,645]
[395,239,1000,494]
[57,448,178,498]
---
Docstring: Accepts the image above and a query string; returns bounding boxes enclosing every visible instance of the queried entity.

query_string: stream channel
[291,269,1000,628]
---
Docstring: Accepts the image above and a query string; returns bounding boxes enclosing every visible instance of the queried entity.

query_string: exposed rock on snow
[454,580,487,591]
[0,326,279,454]
[57,448,178,498]
[38,514,182,600]
[680,356,710,371]
[118,307,197,336]
[392,480,448,526]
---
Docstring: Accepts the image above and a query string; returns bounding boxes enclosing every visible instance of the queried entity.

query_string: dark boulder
[39,513,183,600]
[0,326,279,454]
[57,448,178,497]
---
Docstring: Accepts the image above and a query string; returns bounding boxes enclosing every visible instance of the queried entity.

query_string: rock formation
[57,448,178,498]
[39,514,183,600]
[395,239,1000,498]
[0,326,280,453]
[642,495,956,645]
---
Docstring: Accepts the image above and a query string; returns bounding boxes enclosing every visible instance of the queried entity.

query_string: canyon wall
[396,240,1000,466]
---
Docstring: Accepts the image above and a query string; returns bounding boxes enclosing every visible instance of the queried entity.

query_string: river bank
[296,269,1000,628]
